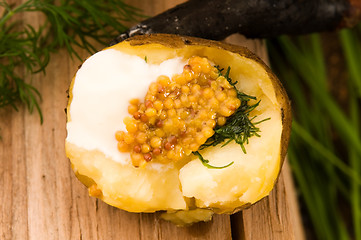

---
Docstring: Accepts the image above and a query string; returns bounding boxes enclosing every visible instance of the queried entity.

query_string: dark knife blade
[111,0,361,45]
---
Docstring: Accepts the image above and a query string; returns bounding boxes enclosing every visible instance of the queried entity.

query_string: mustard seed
[133,145,141,153]
[143,153,152,162]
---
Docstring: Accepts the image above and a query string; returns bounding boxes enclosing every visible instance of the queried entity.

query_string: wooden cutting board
[0,0,305,239]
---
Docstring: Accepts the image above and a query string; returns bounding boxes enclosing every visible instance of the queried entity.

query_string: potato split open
[65,34,291,225]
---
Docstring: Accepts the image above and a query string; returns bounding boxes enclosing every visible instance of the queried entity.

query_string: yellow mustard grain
[154,100,163,110]
[227,89,237,97]
[174,74,187,85]
[184,70,193,82]
[181,85,190,94]
[196,133,207,145]
[203,88,214,99]
[123,133,135,144]
[216,91,227,102]
[159,110,167,120]
[136,132,147,144]
[202,127,214,138]
[158,75,171,86]
[210,69,219,79]
[164,98,174,109]
[138,122,148,131]
[115,131,124,141]
[117,141,129,152]
[130,153,143,167]
[191,84,201,94]
[145,108,157,117]
[150,137,162,148]
[155,128,165,138]
[124,117,138,133]
[167,109,177,118]
[129,98,140,105]
[217,116,226,126]
[219,105,233,117]
[148,116,157,125]
[141,144,151,153]
[206,119,216,128]
[174,99,182,109]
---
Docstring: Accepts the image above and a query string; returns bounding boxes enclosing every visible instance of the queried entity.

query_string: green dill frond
[0,0,143,121]
[200,66,269,153]
[193,66,269,168]
[193,151,234,169]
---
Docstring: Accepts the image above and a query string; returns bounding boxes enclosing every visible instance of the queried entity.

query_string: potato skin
[66,33,292,223]
[125,33,292,173]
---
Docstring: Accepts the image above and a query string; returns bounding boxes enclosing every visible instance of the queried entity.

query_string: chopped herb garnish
[144,56,148,63]
[193,151,234,169]
[194,66,270,168]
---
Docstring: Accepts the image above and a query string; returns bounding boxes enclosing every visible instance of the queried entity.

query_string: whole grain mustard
[115,56,241,167]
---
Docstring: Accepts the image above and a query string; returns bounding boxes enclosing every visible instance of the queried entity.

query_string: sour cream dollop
[66,49,185,164]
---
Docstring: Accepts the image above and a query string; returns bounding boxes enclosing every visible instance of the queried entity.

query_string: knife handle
[111,0,361,45]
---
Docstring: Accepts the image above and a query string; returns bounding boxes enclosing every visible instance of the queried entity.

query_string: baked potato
[65,34,291,225]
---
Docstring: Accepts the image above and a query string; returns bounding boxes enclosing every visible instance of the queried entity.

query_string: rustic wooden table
[0,0,305,239]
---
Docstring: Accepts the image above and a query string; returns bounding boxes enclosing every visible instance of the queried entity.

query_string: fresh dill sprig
[194,66,269,169]
[0,0,142,122]
[193,151,234,169]
[201,66,270,153]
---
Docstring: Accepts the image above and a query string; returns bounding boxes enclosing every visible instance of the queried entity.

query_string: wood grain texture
[0,0,304,239]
